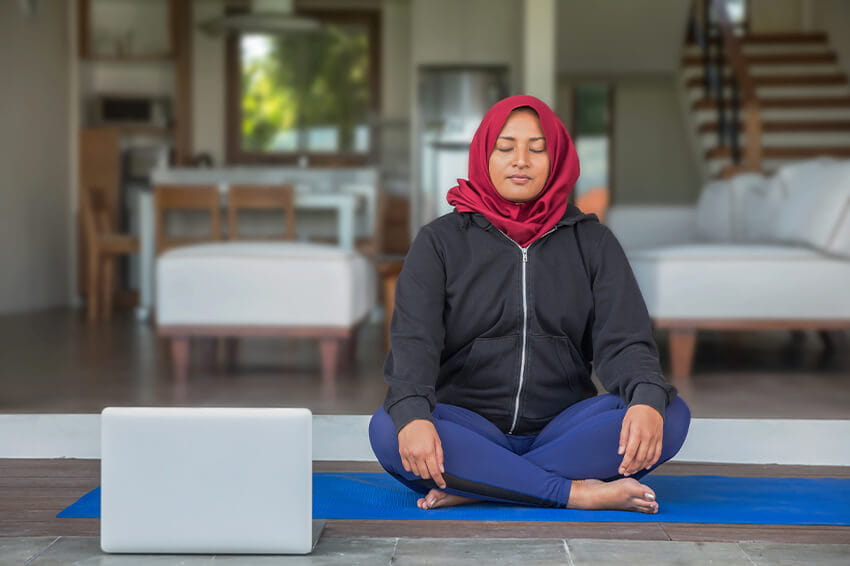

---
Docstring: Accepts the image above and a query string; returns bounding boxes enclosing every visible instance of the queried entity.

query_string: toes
[634,499,658,514]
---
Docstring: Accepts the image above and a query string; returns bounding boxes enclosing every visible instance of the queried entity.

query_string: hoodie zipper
[497,228,558,434]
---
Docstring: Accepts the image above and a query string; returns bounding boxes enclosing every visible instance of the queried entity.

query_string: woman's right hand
[397,419,446,489]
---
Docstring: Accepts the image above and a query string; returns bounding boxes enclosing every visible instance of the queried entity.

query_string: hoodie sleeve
[382,225,447,433]
[588,227,677,419]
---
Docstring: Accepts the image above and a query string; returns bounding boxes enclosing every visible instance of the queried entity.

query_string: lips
[508,175,531,184]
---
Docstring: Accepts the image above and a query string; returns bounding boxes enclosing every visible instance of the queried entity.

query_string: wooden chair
[226,184,297,240]
[154,184,222,254]
[80,185,139,322]
[575,186,611,223]
[354,189,410,350]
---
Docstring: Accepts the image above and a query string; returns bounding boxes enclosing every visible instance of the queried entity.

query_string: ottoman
[156,242,376,382]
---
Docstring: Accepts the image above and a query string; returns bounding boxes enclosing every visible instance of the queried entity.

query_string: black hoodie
[383,205,677,436]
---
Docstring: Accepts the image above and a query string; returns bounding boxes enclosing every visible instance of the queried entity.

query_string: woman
[369,95,690,512]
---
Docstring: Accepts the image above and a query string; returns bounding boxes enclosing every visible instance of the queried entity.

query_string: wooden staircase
[682,31,850,177]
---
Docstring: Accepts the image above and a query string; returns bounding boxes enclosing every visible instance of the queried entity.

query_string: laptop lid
[101,407,312,554]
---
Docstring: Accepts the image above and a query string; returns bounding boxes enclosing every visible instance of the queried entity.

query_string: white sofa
[608,158,850,387]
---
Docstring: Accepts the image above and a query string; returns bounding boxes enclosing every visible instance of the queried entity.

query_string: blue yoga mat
[58,473,850,525]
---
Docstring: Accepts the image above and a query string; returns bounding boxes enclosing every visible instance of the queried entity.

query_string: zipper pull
[522,248,528,263]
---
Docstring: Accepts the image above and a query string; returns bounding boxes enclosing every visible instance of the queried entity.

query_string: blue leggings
[369,394,691,508]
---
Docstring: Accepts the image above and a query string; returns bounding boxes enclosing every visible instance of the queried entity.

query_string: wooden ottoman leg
[669,328,696,390]
[346,328,358,362]
[224,337,239,373]
[199,337,217,375]
[319,337,341,384]
[170,337,190,383]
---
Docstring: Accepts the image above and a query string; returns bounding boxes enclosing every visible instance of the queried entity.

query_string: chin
[500,188,541,204]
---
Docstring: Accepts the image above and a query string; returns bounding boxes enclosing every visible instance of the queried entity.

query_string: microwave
[90,95,172,129]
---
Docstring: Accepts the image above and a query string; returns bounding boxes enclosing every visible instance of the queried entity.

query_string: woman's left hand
[618,404,664,476]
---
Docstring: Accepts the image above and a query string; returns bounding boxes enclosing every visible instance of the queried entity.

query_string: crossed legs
[369,394,691,511]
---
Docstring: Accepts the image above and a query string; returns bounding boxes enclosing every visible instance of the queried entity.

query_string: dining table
[135,166,379,320]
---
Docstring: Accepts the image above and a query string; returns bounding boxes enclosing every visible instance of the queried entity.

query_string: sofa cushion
[743,173,789,243]
[695,179,734,242]
[628,243,850,319]
[157,242,375,327]
[771,158,850,258]
[695,173,766,243]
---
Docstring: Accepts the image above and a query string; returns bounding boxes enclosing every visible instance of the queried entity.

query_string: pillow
[772,159,850,257]
[743,172,789,242]
[695,179,734,242]
[727,173,768,241]
[828,204,850,258]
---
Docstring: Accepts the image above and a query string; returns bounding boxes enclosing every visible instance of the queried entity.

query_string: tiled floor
[4,536,850,565]
[0,308,848,418]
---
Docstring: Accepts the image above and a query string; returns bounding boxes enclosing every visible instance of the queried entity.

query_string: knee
[664,396,691,452]
[368,408,399,465]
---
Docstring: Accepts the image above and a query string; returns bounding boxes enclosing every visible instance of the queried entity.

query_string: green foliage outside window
[240,24,371,154]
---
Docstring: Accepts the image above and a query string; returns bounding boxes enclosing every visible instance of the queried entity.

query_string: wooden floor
[2,459,849,544]
[0,309,848,418]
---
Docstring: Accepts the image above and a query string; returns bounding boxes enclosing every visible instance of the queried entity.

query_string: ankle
[566,479,589,509]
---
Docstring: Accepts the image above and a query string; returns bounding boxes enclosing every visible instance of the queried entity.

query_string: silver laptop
[101,407,313,554]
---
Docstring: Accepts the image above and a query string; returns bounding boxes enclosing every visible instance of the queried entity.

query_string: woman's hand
[398,419,446,489]
[618,404,664,476]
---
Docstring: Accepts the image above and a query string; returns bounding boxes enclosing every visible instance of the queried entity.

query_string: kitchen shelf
[83,54,175,62]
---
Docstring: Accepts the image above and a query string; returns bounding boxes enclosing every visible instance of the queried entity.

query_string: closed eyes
[495,147,547,153]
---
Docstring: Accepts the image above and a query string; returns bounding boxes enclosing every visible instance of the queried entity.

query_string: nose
[514,147,530,168]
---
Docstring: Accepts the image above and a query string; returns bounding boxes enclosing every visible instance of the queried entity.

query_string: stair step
[700,131,850,149]
[685,44,831,57]
[686,32,828,45]
[687,85,850,103]
[699,120,850,133]
[683,64,843,81]
[686,74,847,88]
[707,157,836,177]
[693,97,850,110]
[695,107,850,123]
[705,146,850,159]
[684,53,837,65]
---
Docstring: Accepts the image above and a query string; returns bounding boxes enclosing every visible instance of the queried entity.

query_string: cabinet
[76,0,193,303]
[77,0,191,163]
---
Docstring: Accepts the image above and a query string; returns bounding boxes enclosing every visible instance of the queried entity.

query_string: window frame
[225,8,381,166]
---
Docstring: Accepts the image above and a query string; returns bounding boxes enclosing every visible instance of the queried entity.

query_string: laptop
[100,407,314,554]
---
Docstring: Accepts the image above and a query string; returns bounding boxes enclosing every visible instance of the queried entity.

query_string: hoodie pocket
[521,335,590,422]
[456,335,520,414]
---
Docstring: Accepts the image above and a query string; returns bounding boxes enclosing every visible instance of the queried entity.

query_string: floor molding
[1,414,848,465]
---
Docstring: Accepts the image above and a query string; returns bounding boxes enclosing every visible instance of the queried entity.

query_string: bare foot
[567,478,659,514]
[417,488,480,510]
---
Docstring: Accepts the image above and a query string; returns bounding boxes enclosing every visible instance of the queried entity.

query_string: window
[572,84,614,198]
[226,10,380,165]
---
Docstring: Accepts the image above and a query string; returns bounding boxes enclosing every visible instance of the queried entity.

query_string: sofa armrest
[607,205,698,252]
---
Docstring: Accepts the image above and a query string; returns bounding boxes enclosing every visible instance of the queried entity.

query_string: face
[488,109,550,203]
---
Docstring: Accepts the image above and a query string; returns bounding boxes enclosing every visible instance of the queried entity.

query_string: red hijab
[446,95,580,247]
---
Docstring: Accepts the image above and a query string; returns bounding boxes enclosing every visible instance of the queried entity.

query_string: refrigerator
[412,66,509,232]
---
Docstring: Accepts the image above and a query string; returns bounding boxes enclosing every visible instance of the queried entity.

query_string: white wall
[750,0,803,32]
[0,1,72,313]
[557,0,691,75]
[411,0,522,86]
[381,0,411,120]
[811,0,850,78]
[613,78,701,205]
[192,0,227,164]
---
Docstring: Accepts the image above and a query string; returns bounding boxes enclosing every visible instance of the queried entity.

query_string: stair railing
[694,0,763,175]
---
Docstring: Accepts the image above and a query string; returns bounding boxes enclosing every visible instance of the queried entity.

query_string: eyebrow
[497,136,546,141]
